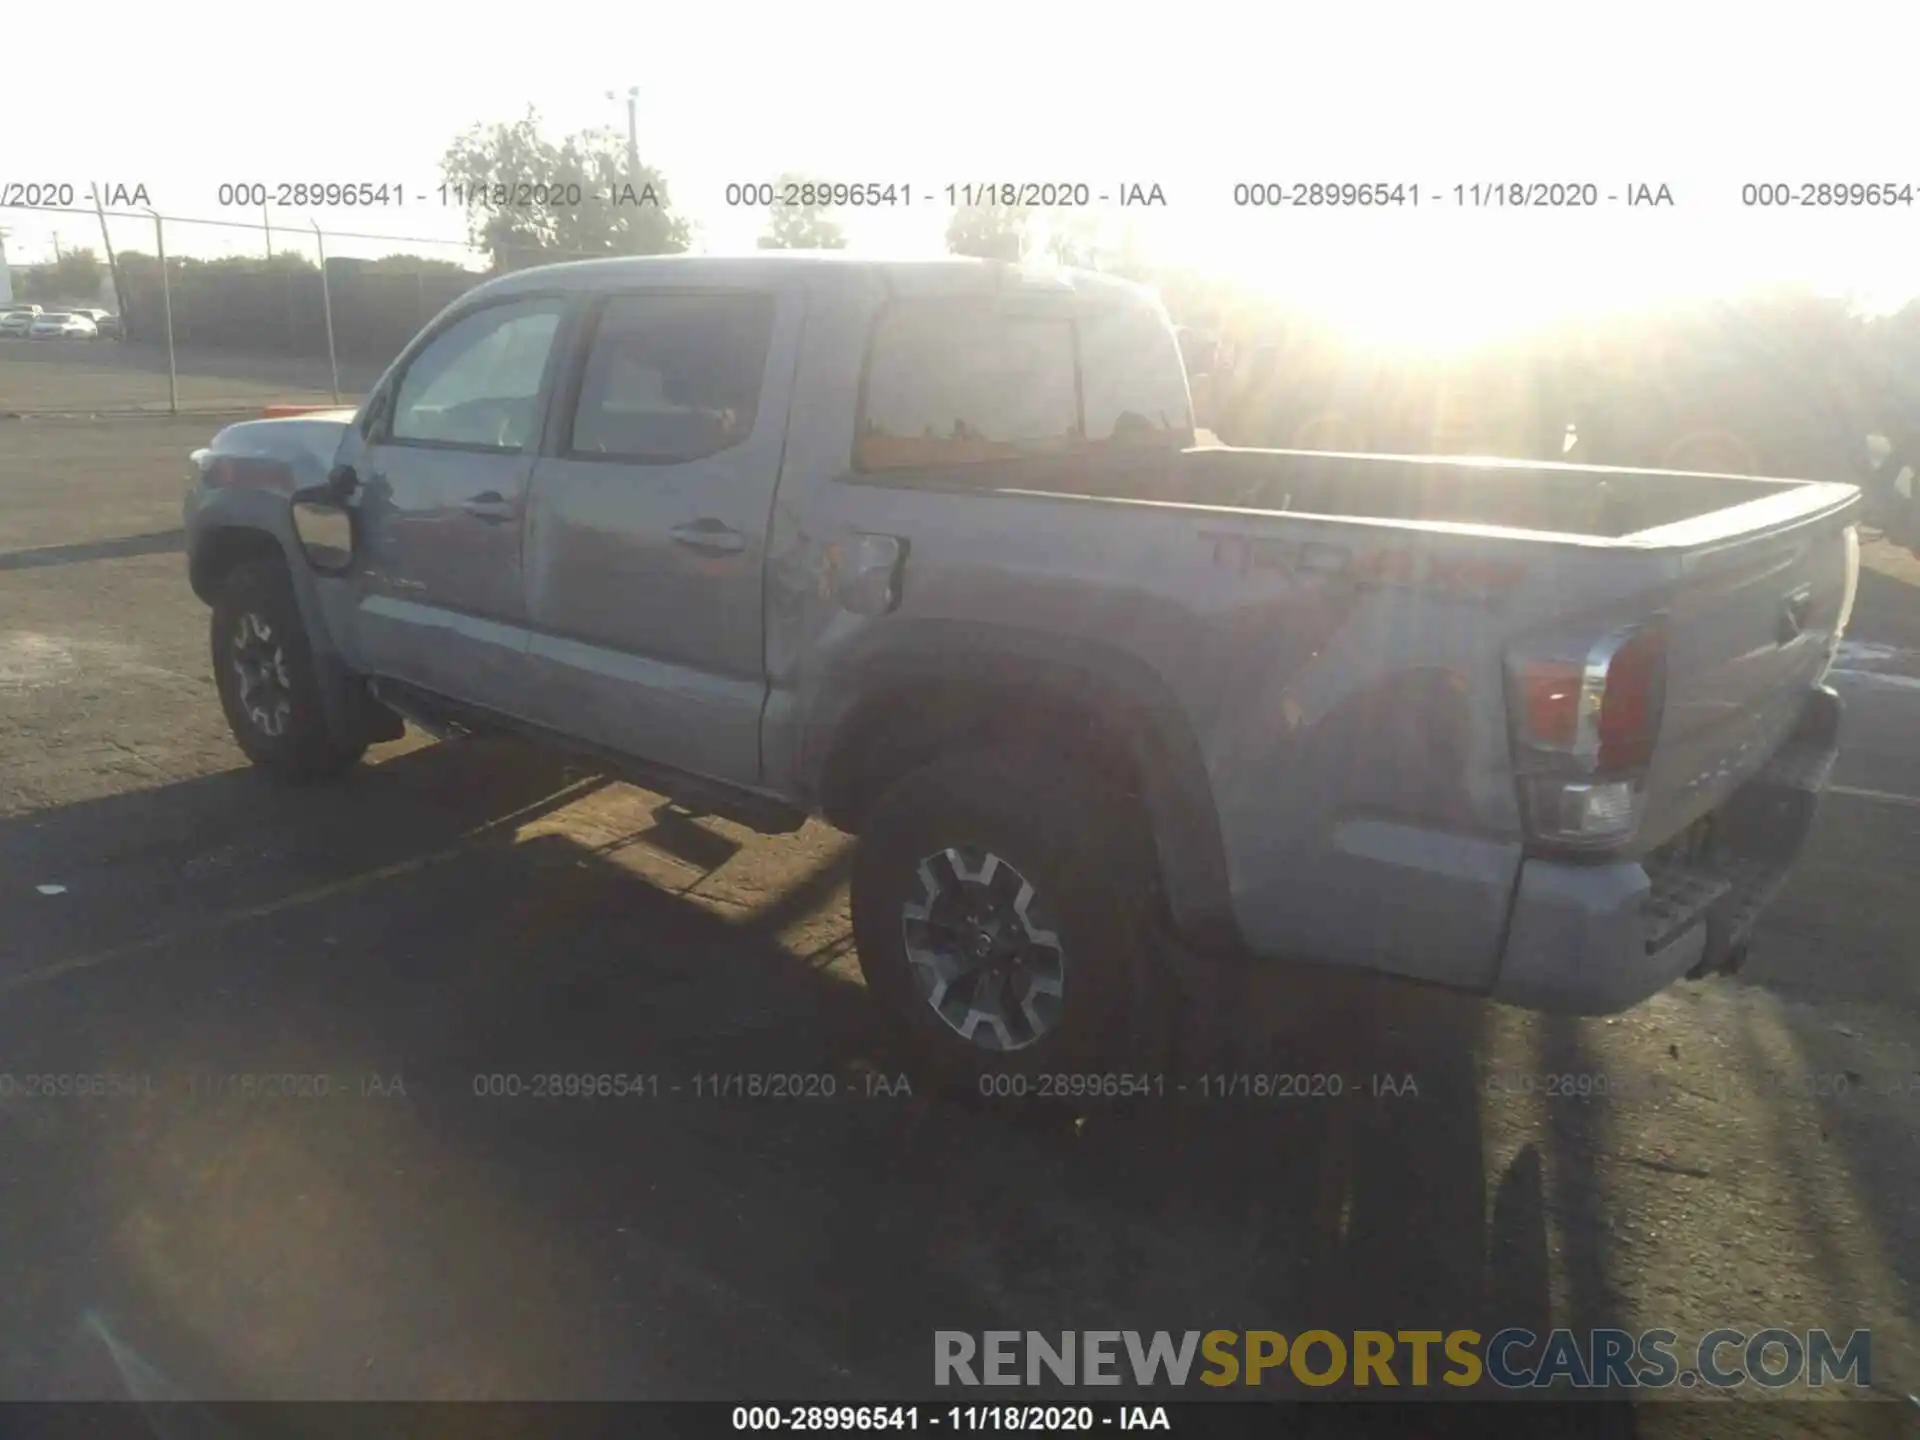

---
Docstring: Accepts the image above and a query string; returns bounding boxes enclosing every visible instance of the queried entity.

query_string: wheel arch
[188,505,369,749]
[802,621,1240,948]
[189,523,292,604]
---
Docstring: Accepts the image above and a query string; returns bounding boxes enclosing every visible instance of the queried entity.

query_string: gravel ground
[0,412,1916,1431]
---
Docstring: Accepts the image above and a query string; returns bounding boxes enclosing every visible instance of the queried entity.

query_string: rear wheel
[849,751,1171,1095]
[210,559,365,780]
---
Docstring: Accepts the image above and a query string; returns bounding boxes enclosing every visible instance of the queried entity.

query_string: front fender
[186,470,362,750]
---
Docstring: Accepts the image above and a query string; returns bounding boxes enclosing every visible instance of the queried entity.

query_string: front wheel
[210,559,365,780]
[849,751,1171,1094]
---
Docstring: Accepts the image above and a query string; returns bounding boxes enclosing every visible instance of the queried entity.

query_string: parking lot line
[0,775,605,998]
[1828,784,1920,811]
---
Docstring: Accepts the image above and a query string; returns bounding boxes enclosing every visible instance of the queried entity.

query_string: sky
[5,0,1920,342]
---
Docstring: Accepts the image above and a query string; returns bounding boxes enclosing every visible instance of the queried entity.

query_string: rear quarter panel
[763,282,1681,987]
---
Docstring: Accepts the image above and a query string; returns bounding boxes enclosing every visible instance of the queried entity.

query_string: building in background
[0,229,13,305]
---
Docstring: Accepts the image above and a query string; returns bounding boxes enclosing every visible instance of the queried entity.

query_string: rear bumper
[1490,685,1840,1015]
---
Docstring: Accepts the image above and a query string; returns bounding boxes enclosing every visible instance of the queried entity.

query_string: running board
[367,678,809,836]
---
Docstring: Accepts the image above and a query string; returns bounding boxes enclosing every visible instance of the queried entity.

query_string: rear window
[855,298,1190,474]
[1079,305,1194,450]
[857,303,1079,471]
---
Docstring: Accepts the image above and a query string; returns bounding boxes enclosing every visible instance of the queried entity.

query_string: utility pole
[89,184,128,328]
[624,87,640,190]
[263,203,273,259]
[148,209,177,414]
[604,86,643,257]
[312,221,339,404]
[605,86,640,189]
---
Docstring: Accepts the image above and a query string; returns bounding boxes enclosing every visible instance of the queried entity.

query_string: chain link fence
[0,207,618,416]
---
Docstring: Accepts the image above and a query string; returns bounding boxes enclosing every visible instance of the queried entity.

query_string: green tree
[757,173,847,250]
[187,252,317,275]
[945,202,1030,261]
[366,253,478,276]
[442,109,692,271]
[47,246,106,300]
[1043,211,1104,269]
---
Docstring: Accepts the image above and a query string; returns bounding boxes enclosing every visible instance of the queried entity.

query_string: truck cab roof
[473,251,1163,311]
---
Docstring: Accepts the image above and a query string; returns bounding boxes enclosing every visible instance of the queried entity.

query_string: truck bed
[1169,446,1801,538]
[813,440,1859,992]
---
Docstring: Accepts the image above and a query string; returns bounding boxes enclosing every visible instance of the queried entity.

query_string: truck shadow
[0,529,185,573]
[0,739,1563,1403]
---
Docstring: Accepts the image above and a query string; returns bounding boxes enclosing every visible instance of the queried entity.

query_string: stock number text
[732,1406,923,1430]
[977,1072,1164,1099]
[1234,182,1420,207]
[1742,182,1916,207]
[725,181,914,207]
[217,182,406,208]
[473,1073,660,1098]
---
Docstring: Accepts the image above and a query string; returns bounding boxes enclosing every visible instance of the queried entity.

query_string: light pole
[606,87,640,190]
[312,220,339,404]
[145,208,177,414]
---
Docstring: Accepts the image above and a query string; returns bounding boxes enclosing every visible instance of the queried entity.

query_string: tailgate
[1636,481,1861,848]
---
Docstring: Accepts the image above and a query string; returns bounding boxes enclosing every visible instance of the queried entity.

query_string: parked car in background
[67,307,119,337]
[29,312,98,339]
[0,307,42,337]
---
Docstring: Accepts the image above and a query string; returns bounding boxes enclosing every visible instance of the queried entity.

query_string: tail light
[1505,618,1668,849]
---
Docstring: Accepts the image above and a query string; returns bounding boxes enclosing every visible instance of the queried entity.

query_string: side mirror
[290,473,357,577]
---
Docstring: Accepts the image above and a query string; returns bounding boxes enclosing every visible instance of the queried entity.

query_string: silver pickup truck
[184,253,1862,1082]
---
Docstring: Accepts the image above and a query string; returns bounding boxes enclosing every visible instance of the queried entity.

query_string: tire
[849,750,1172,1096]
[210,558,365,780]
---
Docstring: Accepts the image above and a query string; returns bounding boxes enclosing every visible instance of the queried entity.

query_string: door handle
[670,519,747,556]
[461,491,516,524]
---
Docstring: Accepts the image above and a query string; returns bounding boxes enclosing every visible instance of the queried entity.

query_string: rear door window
[565,292,777,464]
[857,302,1081,471]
